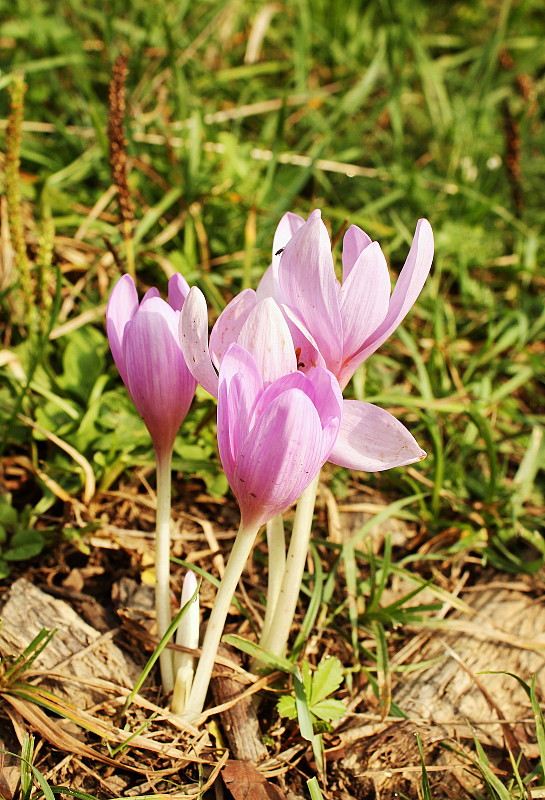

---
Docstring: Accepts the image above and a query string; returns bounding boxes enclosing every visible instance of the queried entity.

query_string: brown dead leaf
[1,693,140,772]
[0,771,14,800]
[222,759,287,800]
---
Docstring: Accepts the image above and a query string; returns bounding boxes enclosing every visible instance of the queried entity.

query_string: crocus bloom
[107,273,197,457]
[262,209,435,390]
[181,286,425,474]
[217,344,343,530]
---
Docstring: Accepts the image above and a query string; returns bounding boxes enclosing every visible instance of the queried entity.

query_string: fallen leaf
[222,759,287,800]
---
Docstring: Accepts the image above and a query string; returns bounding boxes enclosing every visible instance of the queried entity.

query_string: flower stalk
[155,448,175,693]
[259,471,320,658]
[183,521,260,719]
[259,514,286,645]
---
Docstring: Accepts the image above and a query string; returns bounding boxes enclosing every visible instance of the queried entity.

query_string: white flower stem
[183,521,260,719]
[259,471,320,658]
[155,449,175,694]
[259,514,286,644]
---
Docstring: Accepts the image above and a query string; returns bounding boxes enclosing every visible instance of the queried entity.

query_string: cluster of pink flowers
[107,210,433,525]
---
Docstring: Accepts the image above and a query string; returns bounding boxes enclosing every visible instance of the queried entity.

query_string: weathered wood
[333,576,545,799]
[0,578,141,709]
[211,645,267,763]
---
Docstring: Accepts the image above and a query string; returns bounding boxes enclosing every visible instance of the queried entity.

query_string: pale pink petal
[305,367,343,433]
[106,274,139,385]
[217,373,246,479]
[142,287,161,302]
[179,286,219,397]
[168,273,191,310]
[339,241,390,361]
[328,400,426,471]
[217,375,236,479]
[342,219,434,379]
[278,213,343,373]
[237,298,297,385]
[272,211,306,259]
[218,345,264,491]
[256,215,305,303]
[234,389,325,529]
[281,305,327,373]
[255,262,284,304]
[249,370,309,429]
[219,343,263,405]
[342,225,372,282]
[246,368,341,461]
[209,289,257,369]
[124,298,196,456]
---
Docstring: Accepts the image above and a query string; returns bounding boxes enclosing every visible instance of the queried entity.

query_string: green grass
[1,0,544,796]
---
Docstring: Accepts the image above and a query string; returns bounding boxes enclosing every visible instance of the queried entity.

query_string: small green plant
[277,656,345,732]
[0,494,50,578]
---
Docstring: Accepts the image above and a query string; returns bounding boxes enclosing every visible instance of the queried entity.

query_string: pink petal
[255,263,278,303]
[142,287,161,302]
[106,274,139,385]
[328,400,426,471]
[217,372,246,479]
[339,241,391,363]
[234,389,326,529]
[179,287,220,397]
[278,212,343,373]
[246,367,340,454]
[256,215,305,304]
[219,343,263,402]
[281,305,327,373]
[342,225,372,282]
[124,297,196,456]
[217,344,264,473]
[209,289,257,369]
[168,273,191,310]
[304,367,343,432]
[272,211,306,265]
[249,370,310,429]
[237,298,297,385]
[342,219,434,377]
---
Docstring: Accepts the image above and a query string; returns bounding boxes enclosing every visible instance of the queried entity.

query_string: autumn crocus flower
[264,209,434,390]
[217,343,343,529]
[181,286,425,473]
[106,273,197,458]
[106,273,197,695]
[183,343,342,719]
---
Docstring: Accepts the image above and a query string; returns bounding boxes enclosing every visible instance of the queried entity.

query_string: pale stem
[183,521,260,719]
[155,449,175,693]
[259,471,320,658]
[259,514,286,645]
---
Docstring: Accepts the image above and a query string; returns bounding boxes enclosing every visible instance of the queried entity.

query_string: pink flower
[217,344,342,529]
[106,274,197,457]
[180,218,427,473]
[179,289,317,397]
[264,209,434,390]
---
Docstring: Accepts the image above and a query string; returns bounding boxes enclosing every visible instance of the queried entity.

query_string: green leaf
[3,530,45,561]
[58,327,106,403]
[0,496,18,528]
[223,635,297,674]
[276,695,297,720]
[293,668,315,742]
[309,657,344,706]
[311,698,346,723]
